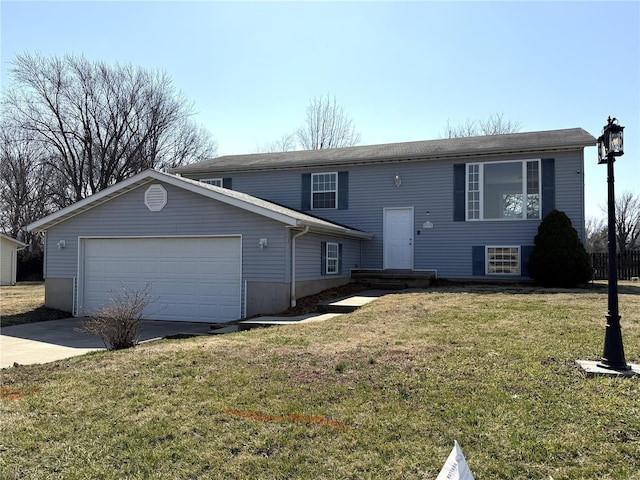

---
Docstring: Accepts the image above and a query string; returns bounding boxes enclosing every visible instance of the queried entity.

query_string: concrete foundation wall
[245,277,352,317]
[44,278,73,313]
[245,282,290,317]
[295,277,351,299]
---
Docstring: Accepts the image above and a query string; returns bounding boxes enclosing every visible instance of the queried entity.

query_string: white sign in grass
[436,440,474,480]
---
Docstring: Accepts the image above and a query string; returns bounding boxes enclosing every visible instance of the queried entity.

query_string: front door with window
[383,207,414,270]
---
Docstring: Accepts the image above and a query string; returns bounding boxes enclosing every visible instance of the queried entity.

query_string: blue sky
[1,1,639,220]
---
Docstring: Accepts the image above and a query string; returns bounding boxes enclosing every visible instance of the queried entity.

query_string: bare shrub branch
[81,283,154,350]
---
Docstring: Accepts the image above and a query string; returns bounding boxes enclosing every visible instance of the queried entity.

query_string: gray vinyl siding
[44,181,291,283]
[185,148,585,278]
[295,233,361,281]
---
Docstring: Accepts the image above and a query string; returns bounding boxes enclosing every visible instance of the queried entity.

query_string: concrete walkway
[237,290,392,331]
[0,318,212,369]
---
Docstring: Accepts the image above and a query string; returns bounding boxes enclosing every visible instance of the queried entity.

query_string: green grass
[1,283,639,479]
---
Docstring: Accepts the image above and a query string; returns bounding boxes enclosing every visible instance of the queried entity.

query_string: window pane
[487,247,520,275]
[483,162,523,219]
[526,161,540,219]
[312,172,337,208]
[467,165,480,219]
[326,243,339,274]
[313,192,336,209]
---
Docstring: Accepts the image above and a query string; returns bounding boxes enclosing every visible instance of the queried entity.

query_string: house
[27,128,596,322]
[0,233,27,286]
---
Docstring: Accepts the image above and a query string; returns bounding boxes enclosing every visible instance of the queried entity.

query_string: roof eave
[173,142,596,176]
[292,223,373,240]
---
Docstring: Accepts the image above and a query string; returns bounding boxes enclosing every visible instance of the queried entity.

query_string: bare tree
[257,133,298,153]
[585,216,608,253]
[0,121,54,247]
[296,94,361,149]
[604,191,640,253]
[2,52,217,206]
[442,113,522,138]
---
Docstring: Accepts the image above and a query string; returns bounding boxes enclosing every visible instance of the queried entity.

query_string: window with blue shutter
[321,241,341,275]
[303,171,348,210]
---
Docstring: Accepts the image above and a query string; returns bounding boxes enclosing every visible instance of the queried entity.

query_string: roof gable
[0,233,27,248]
[172,128,596,175]
[26,170,372,239]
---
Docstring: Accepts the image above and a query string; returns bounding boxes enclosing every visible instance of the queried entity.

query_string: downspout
[290,226,310,308]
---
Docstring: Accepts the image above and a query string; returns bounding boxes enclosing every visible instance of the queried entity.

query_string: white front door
[383,207,414,270]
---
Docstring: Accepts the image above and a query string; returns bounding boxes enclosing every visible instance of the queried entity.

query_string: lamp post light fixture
[596,116,630,371]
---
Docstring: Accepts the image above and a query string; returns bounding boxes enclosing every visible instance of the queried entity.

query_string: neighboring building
[0,234,27,286]
[28,128,596,322]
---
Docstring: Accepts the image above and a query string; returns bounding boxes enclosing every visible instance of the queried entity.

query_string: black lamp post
[596,116,630,371]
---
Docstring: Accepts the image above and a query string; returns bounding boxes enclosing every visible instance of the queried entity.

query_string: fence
[590,250,640,280]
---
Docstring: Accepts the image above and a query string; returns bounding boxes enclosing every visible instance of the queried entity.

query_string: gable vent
[145,184,167,212]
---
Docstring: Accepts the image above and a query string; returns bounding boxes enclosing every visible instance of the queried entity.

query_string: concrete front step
[237,313,343,331]
[351,270,435,289]
[317,290,394,313]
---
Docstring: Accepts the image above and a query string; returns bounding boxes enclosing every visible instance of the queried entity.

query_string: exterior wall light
[394,173,402,187]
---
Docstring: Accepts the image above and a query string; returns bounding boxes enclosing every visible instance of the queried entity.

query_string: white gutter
[290,226,310,308]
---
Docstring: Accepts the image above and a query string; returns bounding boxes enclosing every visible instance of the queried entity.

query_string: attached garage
[27,169,371,322]
[79,237,241,322]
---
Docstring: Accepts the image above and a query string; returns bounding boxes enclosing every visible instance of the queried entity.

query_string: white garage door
[81,237,241,322]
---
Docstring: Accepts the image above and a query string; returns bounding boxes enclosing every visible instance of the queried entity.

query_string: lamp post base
[577,360,638,377]
[598,313,631,371]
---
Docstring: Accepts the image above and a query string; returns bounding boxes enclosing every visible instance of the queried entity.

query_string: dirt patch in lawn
[0,282,69,327]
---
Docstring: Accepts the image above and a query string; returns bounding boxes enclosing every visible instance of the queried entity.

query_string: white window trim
[326,241,339,275]
[200,178,223,187]
[311,172,338,210]
[466,159,541,221]
[486,246,521,276]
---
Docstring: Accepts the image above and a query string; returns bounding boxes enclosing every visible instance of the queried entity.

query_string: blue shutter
[320,241,327,276]
[453,164,466,221]
[472,246,485,276]
[338,171,348,210]
[338,243,343,275]
[222,177,232,189]
[521,245,535,277]
[301,173,311,211]
[541,158,555,218]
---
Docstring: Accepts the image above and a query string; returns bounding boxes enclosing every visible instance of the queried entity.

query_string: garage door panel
[82,238,241,322]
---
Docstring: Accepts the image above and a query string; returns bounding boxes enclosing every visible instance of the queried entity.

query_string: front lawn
[1,283,639,479]
[0,282,68,327]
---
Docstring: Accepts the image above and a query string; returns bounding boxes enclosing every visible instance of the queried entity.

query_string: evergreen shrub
[527,209,592,287]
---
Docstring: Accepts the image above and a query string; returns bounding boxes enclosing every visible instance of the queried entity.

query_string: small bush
[527,210,592,287]
[82,284,153,350]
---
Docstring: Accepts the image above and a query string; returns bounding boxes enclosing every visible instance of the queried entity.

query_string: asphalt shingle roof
[172,128,596,175]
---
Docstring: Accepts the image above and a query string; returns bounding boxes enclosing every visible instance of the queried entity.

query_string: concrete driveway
[0,318,213,369]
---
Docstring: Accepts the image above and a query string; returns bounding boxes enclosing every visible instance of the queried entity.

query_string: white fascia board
[292,223,373,240]
[0,233,28,247]
[27,172,156,232]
